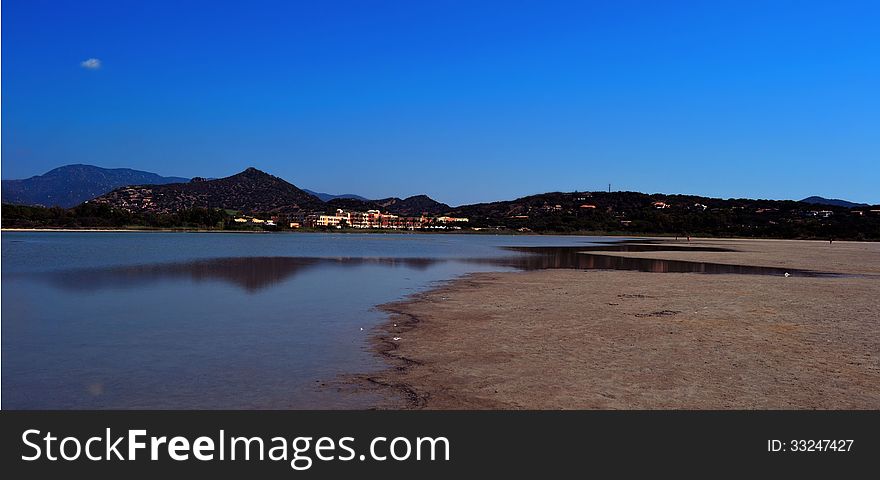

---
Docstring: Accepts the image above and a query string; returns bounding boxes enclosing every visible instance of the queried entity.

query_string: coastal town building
[232,215,275,225]
[307,210,351,228]
[302,208,467,230]
[435,216,469,223]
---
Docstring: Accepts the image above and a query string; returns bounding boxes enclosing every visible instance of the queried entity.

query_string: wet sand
[368,238,880,409]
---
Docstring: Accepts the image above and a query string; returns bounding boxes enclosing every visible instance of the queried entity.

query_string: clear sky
[3,0,878,206]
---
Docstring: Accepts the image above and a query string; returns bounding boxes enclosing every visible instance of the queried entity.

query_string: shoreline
[3,228,879,242]
[1,228,276,233]
[364,238,880,409]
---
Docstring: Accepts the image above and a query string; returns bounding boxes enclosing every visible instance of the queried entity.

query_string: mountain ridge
[4,165,876,222]
[302,189,368,202]
[322,194,451,216]
[92,167,324,214]
[1,164,189,208]
[4,166,878,240]
[374,195,451,216]
[800,196,868,209]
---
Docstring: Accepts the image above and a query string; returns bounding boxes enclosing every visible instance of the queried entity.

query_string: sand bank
[369,238,880,409]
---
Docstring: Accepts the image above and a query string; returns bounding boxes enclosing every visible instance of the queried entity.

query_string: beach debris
[359,327,364,331]
[784,272,791,277]
[635,310,682,318]
[393,323,398,327]
[392,337,402,341]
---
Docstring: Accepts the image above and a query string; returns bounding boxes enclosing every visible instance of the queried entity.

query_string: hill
[4,164,878,240]
[1,164,189,208]
[446,190,878,239]
[92,167,323,214]
[325,197,383,212]
[374,195,451,216]
[324,195,450,216]
[302,189,368,202]
[800,196,869,209]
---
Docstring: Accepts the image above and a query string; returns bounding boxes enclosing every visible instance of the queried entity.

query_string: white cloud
[80,58,101,69]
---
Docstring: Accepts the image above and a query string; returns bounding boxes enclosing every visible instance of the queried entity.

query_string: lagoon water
[2,232,614,409]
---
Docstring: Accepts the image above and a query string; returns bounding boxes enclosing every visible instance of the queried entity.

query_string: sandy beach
[368,238,880,409]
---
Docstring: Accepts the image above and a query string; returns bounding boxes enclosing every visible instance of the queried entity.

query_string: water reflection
[574,243,734,253]
[31,257,447,293]
[502,246,836,277]
[2,235,848,409]
[28,243,839,295]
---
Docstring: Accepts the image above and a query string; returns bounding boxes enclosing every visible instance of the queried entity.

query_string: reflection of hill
[500,246,832,276]
[27,243,838,295]
[35,257,446,294]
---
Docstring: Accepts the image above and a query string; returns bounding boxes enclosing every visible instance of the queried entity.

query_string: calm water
[3,232,836,409]
[2,232,618,409]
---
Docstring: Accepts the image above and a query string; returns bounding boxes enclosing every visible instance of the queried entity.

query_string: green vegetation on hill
[1,203,233,230]
[451,191,880,240]
[91,167,324,215]
[3,189,879,240]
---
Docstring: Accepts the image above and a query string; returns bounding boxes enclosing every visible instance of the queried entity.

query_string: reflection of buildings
[303,209,468,230]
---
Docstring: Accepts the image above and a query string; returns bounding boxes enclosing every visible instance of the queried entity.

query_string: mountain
[92,167,324,214]
[374,195,451,216]
[302,189,368,202]
[324,195,450,215]
[447,190,817,226]
[4,163,452,217]
[7,179,880,239]
[1,164,189,208]
[325,197,383,211]
[800,196,868,209]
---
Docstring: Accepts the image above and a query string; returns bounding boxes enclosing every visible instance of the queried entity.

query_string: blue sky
[3,0,878,205]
